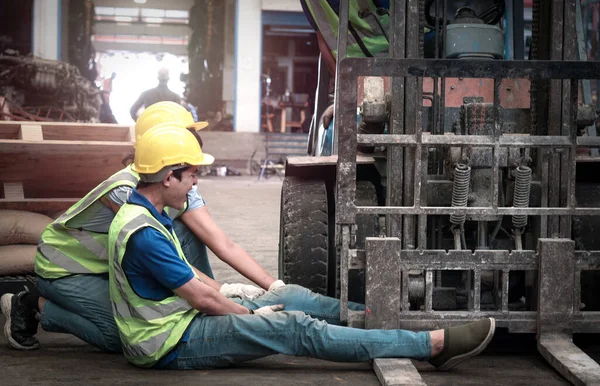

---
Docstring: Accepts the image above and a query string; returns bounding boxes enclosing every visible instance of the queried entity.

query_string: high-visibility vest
[35,166,188,279]
[108,203,198,367]
[303,0,390,59]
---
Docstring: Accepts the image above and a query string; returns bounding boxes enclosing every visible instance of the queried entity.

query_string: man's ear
[162,170,174,187]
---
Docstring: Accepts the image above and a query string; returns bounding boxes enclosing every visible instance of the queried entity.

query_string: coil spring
[512,166,532,229]
[450,163,471,225]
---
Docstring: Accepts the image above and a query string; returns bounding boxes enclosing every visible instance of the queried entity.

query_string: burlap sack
[0,245,36,275]
[0,210,53,245]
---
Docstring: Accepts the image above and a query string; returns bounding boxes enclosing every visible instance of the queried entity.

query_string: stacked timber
[0,121,134,274]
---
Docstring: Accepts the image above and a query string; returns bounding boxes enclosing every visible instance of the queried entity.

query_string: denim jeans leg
[168,311,431,370]
[172,218,214,279]
[36,275,121,352]
[234,284,365,325]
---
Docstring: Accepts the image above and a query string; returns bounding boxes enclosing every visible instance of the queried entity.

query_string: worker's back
[130,68,182,120]
[139,85,180,107]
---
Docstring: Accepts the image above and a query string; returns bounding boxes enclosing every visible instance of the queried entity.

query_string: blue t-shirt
[121,189,195,367]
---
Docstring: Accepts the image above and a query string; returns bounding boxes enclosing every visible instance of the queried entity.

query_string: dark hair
[122,153,134,167]
[171,165,194,181]
[136,165,193,189]
[187,128,203,148]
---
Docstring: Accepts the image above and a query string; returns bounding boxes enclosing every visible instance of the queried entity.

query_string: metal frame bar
[350,241,600,334]
[338,58,600,79]
[336,58,600,225]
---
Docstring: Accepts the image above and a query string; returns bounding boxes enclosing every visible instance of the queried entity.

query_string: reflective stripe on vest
[67,229,109,260]
[35,167,139,279]
[112,298,192,322]
[304,0,390,59]
[38,244,94,274]
[122,330,172,359]
[109,206,197,367]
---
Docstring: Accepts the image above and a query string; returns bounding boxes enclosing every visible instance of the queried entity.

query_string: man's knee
[275,310,311,324]
[275,284,310,295]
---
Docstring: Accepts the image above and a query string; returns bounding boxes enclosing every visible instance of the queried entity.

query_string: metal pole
[333,0,350,155]
[513,0,525,60]
[386,0,406,239]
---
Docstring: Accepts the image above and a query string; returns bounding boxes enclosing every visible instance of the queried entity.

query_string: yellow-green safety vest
[108,203,198,367]
[35,166,188,279]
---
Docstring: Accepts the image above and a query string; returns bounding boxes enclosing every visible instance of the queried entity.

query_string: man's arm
[191,266,221,291]
[102,185,132,213]
[174,277,251,316]
[130,93,146,121]
[179,207,277,290]
[125,226,251,316]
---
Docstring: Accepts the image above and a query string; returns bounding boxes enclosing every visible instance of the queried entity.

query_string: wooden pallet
[0,121,134,215]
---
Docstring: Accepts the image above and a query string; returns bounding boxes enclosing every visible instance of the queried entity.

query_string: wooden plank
[41,124,132,142]
[3,183,24,199]
[0,152,126,199]
[0,121,133,211]
[0,140,133,155]
[18,124,43,141]
[286,155,376,167]
[0,198,77,215]
[0,122,21,139]
[373,359,426,386]
[0,121,132,142]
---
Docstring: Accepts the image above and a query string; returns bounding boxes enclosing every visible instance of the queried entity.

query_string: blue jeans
[36,219,210,352]
[163,285,431,369]
[37,274,120,352]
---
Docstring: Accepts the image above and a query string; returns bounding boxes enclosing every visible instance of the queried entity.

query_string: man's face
[164,166,198,210]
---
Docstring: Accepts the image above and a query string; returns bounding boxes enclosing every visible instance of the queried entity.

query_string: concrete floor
[0,176,574,385]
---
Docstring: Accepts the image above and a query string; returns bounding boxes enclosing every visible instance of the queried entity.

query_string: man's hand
[268,280,286,292]
[220,283,265,300]
[253,304,284,315]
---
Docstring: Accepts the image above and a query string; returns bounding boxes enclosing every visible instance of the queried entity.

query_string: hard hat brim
[188,121,209,131]
[200,153,215,166]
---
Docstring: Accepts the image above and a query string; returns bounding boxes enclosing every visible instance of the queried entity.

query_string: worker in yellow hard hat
[105,124,495,371]
[2,103,280,354]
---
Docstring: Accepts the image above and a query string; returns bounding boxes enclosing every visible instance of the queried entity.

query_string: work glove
[268,280,286,292]
[253,304,285,315]
[220,283,265,300]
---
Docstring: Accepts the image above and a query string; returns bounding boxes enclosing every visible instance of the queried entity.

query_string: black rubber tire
[279,177,328,294]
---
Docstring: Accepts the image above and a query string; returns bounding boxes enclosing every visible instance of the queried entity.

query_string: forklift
[279,0,600,384]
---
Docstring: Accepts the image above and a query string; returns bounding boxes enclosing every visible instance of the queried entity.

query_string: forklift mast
[330,0,600,384]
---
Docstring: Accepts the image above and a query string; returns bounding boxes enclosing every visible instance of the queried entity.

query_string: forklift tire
[279,177,328,295]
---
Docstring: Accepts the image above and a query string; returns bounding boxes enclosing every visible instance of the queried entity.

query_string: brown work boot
[429,317,495,370]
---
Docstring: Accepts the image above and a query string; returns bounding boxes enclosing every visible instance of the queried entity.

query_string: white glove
[220,283,265,300]
[268,280,286,292]
[252,304,285,315]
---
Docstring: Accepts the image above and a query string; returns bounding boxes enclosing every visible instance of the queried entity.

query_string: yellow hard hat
[134,101,208,141]
[132,123,214,178]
